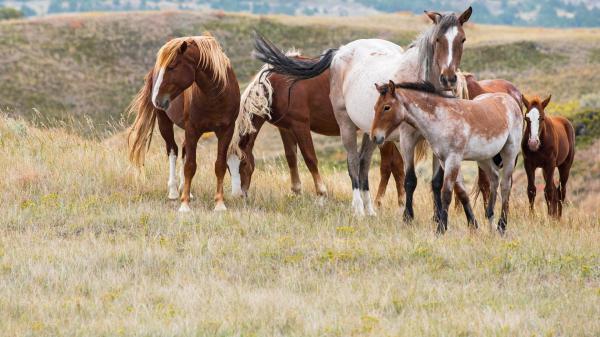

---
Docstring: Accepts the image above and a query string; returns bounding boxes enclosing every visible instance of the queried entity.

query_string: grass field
[0,10,599,337]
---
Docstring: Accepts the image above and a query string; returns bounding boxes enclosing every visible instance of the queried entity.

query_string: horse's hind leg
[157,110,179,200]
[358,133,378,216]
[476,166,491,210]
[557,160,573,219]
[214,127,234,212]
[375,142,395,208]
[478,160,500,233]
[542,164,558,218]
[279,128,302,194]
[292,126,327,196]
[398,136,417,222]
[438,155,463,234]
[390,145,406,208]
[497,148,520,234]
[455,173,478,229]
[339,121,363,216]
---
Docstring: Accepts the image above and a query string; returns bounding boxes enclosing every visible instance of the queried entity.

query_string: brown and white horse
[253,7,473,217]
[522,95,575,218]
[227,52,408,206]
[372,81,523,234]
[127,34,240,212]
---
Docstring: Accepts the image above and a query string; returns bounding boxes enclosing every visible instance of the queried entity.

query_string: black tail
[253,32,337,80]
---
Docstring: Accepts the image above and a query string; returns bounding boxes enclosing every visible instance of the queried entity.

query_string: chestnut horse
[372,81,523,234]
[254,7,473,217]
[227,52,409,207]
[522,95,575,218]
[128,34,240,212]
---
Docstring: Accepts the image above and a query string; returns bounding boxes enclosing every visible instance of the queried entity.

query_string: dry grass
[1,117,598,337]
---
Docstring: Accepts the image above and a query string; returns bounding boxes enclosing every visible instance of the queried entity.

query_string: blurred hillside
[2,0,600,27]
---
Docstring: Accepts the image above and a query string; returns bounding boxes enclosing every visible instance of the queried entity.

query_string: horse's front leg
[524,161,537,213]
[497,151,519,233]
[397,137,417,222]
[454,173,478,229]
[478,160,500,233]
[358,133,378,216]
[542,163,558,218]
[156,110,179,200]
[339,123,363,216]
[179,130,201,213]
[214,128,234,211]
[438,155,462,234]
[431,156,444,224]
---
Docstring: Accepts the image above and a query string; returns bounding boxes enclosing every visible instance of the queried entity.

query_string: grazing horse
[228,52,408,207]
[127,34,240,212]
[253,7,473,217]
[522,95,575,218]
[372,81,523,234]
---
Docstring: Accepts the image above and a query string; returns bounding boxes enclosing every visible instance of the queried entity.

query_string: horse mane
[154,33,231,87]
[454,70,471,99]
[410,13,460,82]
[386,81,456,98]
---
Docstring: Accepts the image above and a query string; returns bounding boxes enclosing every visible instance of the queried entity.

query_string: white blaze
[227,155,243,196]
[527,108,540,142]
[444,26,459,67]
[152,67,165,108]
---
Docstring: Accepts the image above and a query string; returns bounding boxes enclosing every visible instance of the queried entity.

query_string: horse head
[522,94,552,152]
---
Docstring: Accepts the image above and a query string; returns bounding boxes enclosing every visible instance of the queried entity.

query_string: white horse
[253,7,473,217]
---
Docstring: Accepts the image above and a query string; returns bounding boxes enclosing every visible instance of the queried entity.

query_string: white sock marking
[152,67,165,109]
[445,26,458,67]
[352,188,365,216]
[227,155,243,197]
[527,107,540,143]
[361,190,377,216]
[167,150,178,199]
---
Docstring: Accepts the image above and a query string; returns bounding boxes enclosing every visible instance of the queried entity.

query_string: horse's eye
[383,105,391,112]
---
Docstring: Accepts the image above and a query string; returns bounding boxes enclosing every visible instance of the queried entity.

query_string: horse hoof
[178,203,191,213]
[168,190,180,200]
[366,206,377,217]
[214,201,227,212]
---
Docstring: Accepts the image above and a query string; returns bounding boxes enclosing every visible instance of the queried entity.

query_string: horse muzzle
[372,131,386,145]
[528,139,540,152]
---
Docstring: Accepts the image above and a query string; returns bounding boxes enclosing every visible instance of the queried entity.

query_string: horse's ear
[388,80,396,95]
[459,6,473,25]
[179,41,188,54]
[542,95,552,109]
[424,10,442,24]
[521,95,530,110]
[375,83,386,95]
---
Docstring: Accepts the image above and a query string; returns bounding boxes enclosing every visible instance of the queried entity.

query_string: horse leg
[214,128,233,211]
[525,161,537,213]
[339,122,363,216]
[390,144,406,208]
[455,173,478,229]
[279,128,302,194]
[156,110,179,200]
[398,137,417,222]
[477,166,491,210]
[358,133,378,216]
[438,155,462,234]
[431,157,445,224]
[478,160,500,233]
[557,161,572,219]
[293,126,327,197]
[229,116,267,197]
[179,130,201,212]
[542,164,558,218]
[497,150,519,234]
[375,142,394,208]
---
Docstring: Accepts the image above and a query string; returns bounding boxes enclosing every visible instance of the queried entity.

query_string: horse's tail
[253,32,337,80]
[454,70,470,99]
[127,69,157,168]
[228,65,274,159]
[414,138,429,163]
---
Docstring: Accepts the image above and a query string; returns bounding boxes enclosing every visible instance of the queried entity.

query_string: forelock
[433,14,460,39]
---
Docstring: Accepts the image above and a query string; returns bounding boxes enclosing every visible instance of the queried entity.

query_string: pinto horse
[522,95,575,218]
[253,7,473,217]
[372,81,523,234]
[127,34,240,212]
[227,52,410,207]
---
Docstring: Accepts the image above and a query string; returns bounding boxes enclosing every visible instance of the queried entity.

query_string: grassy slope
[1,116,599,337]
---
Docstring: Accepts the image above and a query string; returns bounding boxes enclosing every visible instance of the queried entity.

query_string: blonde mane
[454,70,471,99]
[154,33,231,88]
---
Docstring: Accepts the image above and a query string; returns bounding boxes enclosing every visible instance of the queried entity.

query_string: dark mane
[381,81,455,98]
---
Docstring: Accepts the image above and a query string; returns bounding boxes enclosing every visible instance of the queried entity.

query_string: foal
[522,95,575,218]
[372,81,523,234]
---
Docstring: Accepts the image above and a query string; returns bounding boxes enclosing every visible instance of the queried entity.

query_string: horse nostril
[448,75,457,84]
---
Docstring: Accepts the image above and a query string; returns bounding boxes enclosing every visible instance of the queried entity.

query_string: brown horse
[522,95,575,218]
[228,53,412,206]
[375,72,523,208]
[128,34,240,212]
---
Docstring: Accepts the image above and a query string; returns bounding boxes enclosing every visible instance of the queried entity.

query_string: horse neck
[194,64,225,99]
[399,90,444,138]
[466,77,484,99]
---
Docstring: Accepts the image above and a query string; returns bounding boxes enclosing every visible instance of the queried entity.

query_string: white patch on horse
[227,155,243,197]
[527,108,540,142]
[361,190,376,216]
[444,26,459,67]
[152,67,165,108]
[167,149,179,200]
[352,188,365,216]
